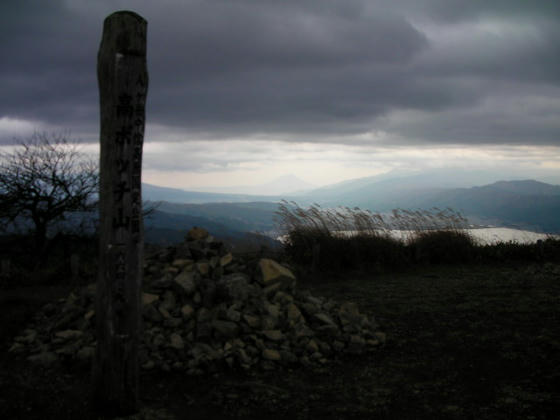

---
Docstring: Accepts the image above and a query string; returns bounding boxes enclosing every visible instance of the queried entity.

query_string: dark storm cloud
[144,0,430,135]
[1,0,559,146]
[403,0,560,23]
[0,1,99,132]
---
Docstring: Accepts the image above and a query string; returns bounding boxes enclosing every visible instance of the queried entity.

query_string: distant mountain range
[146,201,279,233]
[181,174,316,196]
[142,173,560,239]
[142,183,276,204]
[419,180,560,232]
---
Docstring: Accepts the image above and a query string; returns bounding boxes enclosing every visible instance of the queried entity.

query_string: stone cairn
[9,227,385,374]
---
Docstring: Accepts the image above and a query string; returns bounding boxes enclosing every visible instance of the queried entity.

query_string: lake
[277,228,558,245]
[462,228,557,245]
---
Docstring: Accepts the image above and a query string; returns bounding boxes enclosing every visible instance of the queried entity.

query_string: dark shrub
[276,201,559,274]
[479,237,560,263]
[409,230,476,264]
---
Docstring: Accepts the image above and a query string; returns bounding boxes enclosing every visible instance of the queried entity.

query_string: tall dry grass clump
[275,201,476,270]
[395,208,477,264]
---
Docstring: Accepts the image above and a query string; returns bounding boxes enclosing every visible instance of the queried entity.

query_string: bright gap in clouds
[142,139,390,190]
[3,123,559,194]
[140,138,560,192]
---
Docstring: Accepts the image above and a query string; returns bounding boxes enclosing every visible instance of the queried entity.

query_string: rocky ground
[1,239,559,419]
[8,228,384,376]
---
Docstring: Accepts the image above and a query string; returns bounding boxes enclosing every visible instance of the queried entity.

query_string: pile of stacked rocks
[9,227,385,374]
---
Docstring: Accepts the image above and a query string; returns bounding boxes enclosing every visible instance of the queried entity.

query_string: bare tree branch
[0,132,99,247]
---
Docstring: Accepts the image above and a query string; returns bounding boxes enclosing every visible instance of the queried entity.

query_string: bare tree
[0,132,98,250]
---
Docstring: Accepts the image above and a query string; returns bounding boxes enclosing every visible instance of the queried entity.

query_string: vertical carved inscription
[94,11,148,416]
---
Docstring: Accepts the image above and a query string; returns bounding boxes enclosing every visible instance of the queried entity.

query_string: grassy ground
[1,262,559,419]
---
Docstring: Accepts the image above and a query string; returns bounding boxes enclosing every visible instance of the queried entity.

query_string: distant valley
[142,171,560,243]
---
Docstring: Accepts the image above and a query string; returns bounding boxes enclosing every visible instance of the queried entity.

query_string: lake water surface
[461,228,557,245]
[376,228,557,245]
[278,228,557,245]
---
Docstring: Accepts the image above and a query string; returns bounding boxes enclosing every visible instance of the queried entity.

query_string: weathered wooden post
[93,11,148,415]
[70,253,80,284]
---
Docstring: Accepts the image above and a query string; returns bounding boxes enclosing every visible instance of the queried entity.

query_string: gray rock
[15,329,37,344]
[187,241,207,260]
[191,342,219,361]
[56,343,79,356]
[262,282,282,298]
[316,324,340,337]
[152,334,166,348]
[243,314,260,328]
[196,262,210,276]
[174,271,198,296]
[279,350,297,363]
[169,333,185,350]
[77,346,95,361]
[220,253,233,267]
[212,320,239,339]
[197,307,213,322]
[196,322,212,340]
[263,330,284,342]
[262,348,281,361]
[257,259,296,291]
[187,226,209,241]
[142,292,159,306]
[55,330,83,340]
[217,273,252,302]
[261,315,278,330]
[300,302,320,317]
[225,306,241,323]
[152,274,174,289]
[294,323,315,338]
[347,335,366,354]
[143,304,163,322]
[374,332,387,344]
[314,313,336,326]
[158,306,171,319]
[172,258,193,269]
[264,302,280,318]
[163,317,182,328]
[142,360,155,370]
[307,296,323,307]
[306,339,319,353]
[200,278,217,306]
[8,342,25,353]
[317,340,332,355]
[159,290,176,312]
[236,348,252,365]
[286,303,303,324]
[366,339,381,347]
[181,304,194,319]
[273,291,294,305]
[84,309,95,322]
[28,351,58,365]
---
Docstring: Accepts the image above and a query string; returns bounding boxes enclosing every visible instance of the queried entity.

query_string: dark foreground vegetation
[1,206,559,418]
[276,202,560,272]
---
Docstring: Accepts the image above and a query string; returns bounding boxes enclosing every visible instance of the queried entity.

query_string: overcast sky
[1,0,559,191]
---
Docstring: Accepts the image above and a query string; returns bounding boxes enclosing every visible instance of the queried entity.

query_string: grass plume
[275,201,559,271]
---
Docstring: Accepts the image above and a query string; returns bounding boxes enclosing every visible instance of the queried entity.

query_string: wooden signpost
[93,11,148,414]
